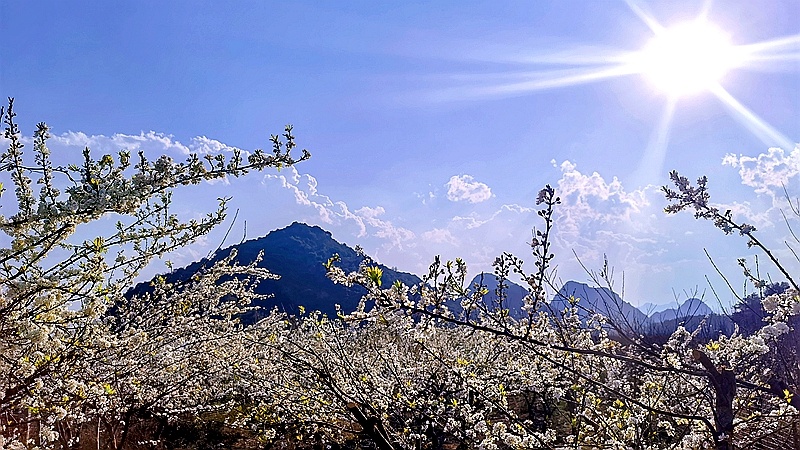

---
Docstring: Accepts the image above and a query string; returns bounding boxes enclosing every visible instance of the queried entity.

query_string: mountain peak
[645,297,714,330]
[460,273,529,319]
[552,281,648,327]
[279,221,332,237]
[128,222,420,322]
[678,297,712,313]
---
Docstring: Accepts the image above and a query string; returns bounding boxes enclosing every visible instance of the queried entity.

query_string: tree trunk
[693,349,736,450]
[346,402,395,450]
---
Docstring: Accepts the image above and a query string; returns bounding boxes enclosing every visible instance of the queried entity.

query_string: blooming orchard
[0,100,797,449]
[0,99,307,448]
[323,177,800,449]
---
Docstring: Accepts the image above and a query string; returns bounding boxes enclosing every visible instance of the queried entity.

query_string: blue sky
[2,0,799,309]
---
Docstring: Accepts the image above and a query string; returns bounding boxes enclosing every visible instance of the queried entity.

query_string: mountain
[644,298,733,340]
[647,298,713,325]
[636,302,672,315]
[550,281,648,330]
[125,222,733,338]
[455,277,651,329]
[448,273,529,319]
[126,222,422,322]
[546,283,733,340]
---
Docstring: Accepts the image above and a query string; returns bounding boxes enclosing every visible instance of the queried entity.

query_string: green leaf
[365,266,383,287]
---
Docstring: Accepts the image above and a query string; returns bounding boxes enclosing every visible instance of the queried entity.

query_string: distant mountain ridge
[637,302,673,315]
[466,275,731,338]
[552,280,648,326]
[647,298,713,324]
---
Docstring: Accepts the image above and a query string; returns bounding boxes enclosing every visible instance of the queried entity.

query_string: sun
[442,3,797,151]
[635,20,742,97]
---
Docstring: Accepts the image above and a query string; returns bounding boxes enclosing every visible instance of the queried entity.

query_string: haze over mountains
[130,222,728,334]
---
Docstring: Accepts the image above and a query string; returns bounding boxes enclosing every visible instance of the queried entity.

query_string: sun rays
[738,34,800,63]
[631,98,677,187]
[437,0,798,181]
[710,84,794,151]
[622,2,798,177]
[467,65,638,99]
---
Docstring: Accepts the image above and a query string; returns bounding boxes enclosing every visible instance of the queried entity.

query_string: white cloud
[414,190,437,205]
[445,174,493,203]
[421,228,459,245]
[188,136,244,155]
[539,160,677,290]
[264,167,416,250]
[355,206,416,249]
[718,145,800,227]
[452,204,534,229]
[268,170,337,224]
[554,160,650,236]
[451,213,486,229]
[9,130,251,190]
[50,131,247,163]
[723,145,800,197]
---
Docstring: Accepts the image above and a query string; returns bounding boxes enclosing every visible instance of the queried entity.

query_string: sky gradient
[2,0,799,310]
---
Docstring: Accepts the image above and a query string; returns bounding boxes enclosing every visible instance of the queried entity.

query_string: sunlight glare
[739,34,800,55]
[635,21,741,97]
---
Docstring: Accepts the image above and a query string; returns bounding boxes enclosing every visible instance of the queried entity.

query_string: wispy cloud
[421,228,460,245]
[264,167,416,250]
[452,204,534,229]
[52,131,243,157]
[445,174,493,203]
